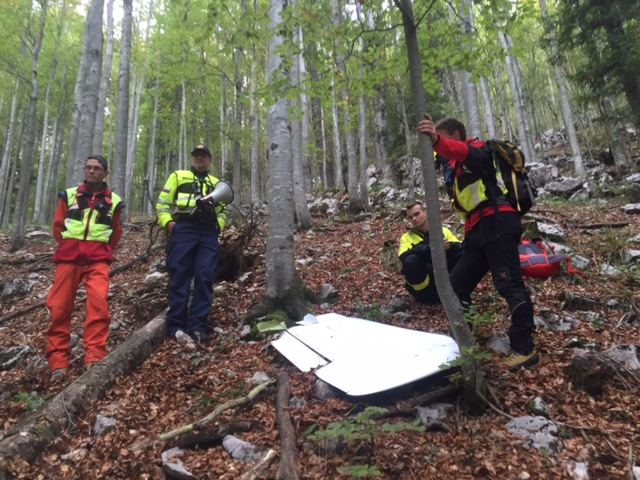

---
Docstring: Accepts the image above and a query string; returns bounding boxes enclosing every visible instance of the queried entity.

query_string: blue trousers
[165,222,220,336]
[449,212,535,354]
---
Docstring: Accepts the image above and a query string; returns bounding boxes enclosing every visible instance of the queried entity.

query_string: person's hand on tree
[418,113,439,145]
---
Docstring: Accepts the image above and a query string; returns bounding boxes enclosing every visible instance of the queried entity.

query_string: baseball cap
[191,145,212,157]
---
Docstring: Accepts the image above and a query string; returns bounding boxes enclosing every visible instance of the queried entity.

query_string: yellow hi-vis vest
[61,187,123,243]
[156,170,227,231]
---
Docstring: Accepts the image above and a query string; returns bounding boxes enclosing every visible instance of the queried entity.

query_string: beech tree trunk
[331,76,343,190]
[331,0,362,212]
[297,25,313,192]
[247,0,308,323]
[458,0,482,138]
[479,76,497,139]
[394,0,487,414]
[33,1,67,225]
[145,78,160,215]
[232,43,244,203]
[69,0,105,187]
[92,0,115,155]
[290,3,312,231]
[10,1,47,252]
[249,51,262,206]
[499,32,539,162]
[358,55,369,207]
[112,0,133,197]
[539,0,586,178]
[0,79,20,228]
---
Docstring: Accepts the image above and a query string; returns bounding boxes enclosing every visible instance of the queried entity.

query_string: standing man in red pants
[45,155,125,381]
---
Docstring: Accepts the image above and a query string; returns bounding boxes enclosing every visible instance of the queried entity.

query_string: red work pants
[45,262,111,370]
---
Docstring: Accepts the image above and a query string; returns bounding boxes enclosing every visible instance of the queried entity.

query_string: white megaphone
[196,180,234,208]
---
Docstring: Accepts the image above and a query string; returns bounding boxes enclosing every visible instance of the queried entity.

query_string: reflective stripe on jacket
[61,186,123,243]
[397,227,461,259]
[434,137,510,221]
[156,169,227,231]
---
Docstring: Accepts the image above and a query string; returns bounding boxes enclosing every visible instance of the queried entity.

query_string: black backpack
[485,139,538,216]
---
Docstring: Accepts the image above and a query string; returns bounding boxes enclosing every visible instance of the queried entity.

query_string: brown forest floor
[1,197,639,480]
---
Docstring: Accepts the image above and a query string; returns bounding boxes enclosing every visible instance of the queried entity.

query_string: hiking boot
[172,329,196,349]
[189,331,210,344]
[504,349,540,370]
[50,368,68,382]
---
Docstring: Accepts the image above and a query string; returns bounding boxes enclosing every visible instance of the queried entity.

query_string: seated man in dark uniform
[398,201,463,305]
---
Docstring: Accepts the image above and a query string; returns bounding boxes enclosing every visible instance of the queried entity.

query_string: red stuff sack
[519,238,587,279]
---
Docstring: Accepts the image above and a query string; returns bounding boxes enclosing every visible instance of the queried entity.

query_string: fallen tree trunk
[275,371,300,480]
[0,312,167,471]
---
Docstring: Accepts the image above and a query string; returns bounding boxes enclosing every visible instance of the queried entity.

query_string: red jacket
[434,135,516,233]
[52,183,123,265]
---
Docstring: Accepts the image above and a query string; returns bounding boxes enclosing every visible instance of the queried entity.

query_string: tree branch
[132,381,274,452]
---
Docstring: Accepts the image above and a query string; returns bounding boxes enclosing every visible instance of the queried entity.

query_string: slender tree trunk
[330,0,362,212]
[2,136,21,230]
[394,0,487,413]
[112,0,132,197]
[479,76,497,139]
[65,6,91,187]
[458,0,482,138]
[125,71,142,204]
[249,54,261,207]
[180,84,187,170]
[297,24,313,192]
[33,0,67,225]
[42,113,61,220]
[330,77,343,190]
[232,43,244,204]
[538,0,585,178]
[219,80,228,178]
[367,8,388,174]
[290,2,312,230]
[71,0,105,187]
[11,1,47,251]
[320,106,329,190]
[146,78,160,215]
[499,32,536,162]
[307,41,329,188]
[0,79,20,226]
[358,34,368,207]
[93,0,115,155]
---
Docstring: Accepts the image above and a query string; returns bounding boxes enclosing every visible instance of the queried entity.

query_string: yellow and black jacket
[156,167,227,231]
[398,227,462,264]
[434,136,515,233]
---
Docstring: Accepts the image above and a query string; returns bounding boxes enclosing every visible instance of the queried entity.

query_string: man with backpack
[398,201,463,305]
[418,113,539,370]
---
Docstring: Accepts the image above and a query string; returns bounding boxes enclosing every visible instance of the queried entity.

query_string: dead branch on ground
[240,449,277,480]
[132,380,274,452]
[275,372,300,480]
